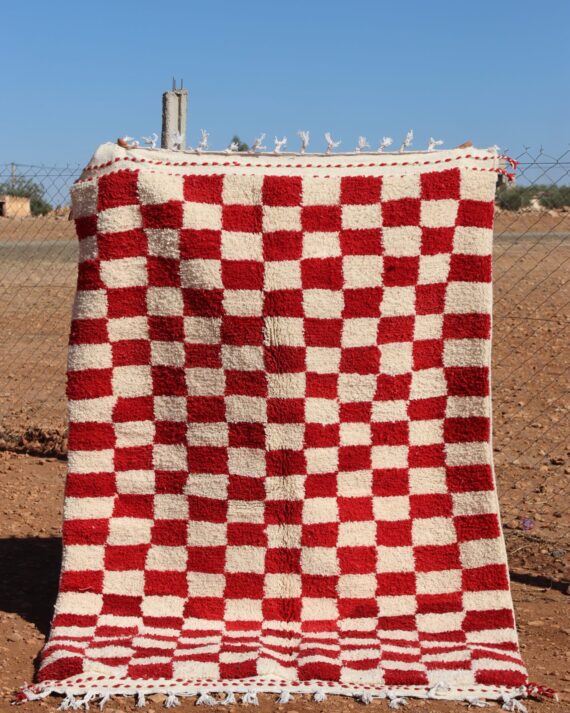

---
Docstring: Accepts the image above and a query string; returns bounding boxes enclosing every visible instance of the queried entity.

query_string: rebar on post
[161,78,188,149]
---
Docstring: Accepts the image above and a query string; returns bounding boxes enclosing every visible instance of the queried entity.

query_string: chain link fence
[0,150,568,583]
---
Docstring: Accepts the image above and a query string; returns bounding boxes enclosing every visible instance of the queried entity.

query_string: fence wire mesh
[0,150,568,583]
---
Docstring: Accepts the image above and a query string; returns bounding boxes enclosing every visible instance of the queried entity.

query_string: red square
[457,199,494,228]
[414,544,461,572]
[145,570,187,597]
[446,464,493,493]
[68,422,114,451]
[420,168,460,200]
[262,175,302,206]
[182,288,223,317]
[222,260,263,289]
[227,473,265,499]
[113,494,153,518]
[69,317,107,345]
[265,548,301,573]
[76,260,104,291]
[227,522,266,546]
[415,283,446,314]
[184,597,224,620]
[301,205,341,232]
[187,446,226,474]
[302,523,338,548]
[408,443,445,468]
[187,546,226,573]
[147,257,180,287]
[421,227,454,255]
[443,313,490,339]
[382,198,420,227]
[113,396,153,422]
[375,373,411,400]
[154,420,186,444]
[187,396,225,422]
[141,201,183,229]
[408,396,446,420]
[222,316,264,345]
[462,564,509,592]
[449,254,492,282]
[97,170,139,210]
[376,571,415,595]
[338,446,371,472]
[112,339,150,366]
[372,468,409,497]
[305,473,337,498]
[377,316,414,343]
[264,345,306,372]
[151,365,186,396]
[306,373,337,398]
[383,256,419,286]
[115,444,153,470]
[225,369,267,397]
[340,402,371,422]
[371,421,409,446]
[338,495,373,520]
[410,494,452,518]
[305,423,338,448]
[340,346,379,374]
[305,318,342,347]
[263,289,304,317]
[67,368,112,400]
[445,367,489,397]
[183,174,223,203]
[105,544,148,570]
[455,513,500,542]
[444,416,490,443]
[413,339,443,370]
[222,204,262,232]
[267,398,304,423]
[98,229,147,260]
[225,573,265,598]
[301,257,343,289]
[340,229,382,255]
[341,176,382,204]
[263,231,303,261]
[338,546,376,574]
[179,229,221,259]
[152,520,187,546]
[149,315,185,340]
[376,519,412,547]
[343,288,382,317]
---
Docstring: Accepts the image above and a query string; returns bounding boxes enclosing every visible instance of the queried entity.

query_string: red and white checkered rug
[27,144,529,707]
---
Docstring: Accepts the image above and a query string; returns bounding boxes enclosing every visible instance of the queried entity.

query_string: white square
[65,497,114,520]
[263,206,301,232]
[147,229,180,258]
[180,259,222,289]
[151,341,185,366]
[338,373,377,403]
[443,339,489,367]
[64,545,104,572]
[187,522,227,547]
[373,496,410,521]
[221,232,262,260]
[302,177,340,205]
[264,261,302,290]
[381,286,416,316]
[187,572,225,598]
[185,474,228,499]
[377,595,417,616]
[338,574,377,598]
[222,174,263,204]
[342,319,378,347]
[340,422,371,446]
[303,232,341,257]
[265,574,302,598]
[112,365,152,397]
[453,226,492,256]
[382,226,421,256]
[108,316,148,342]
[416,569,461,595]
[445,282,491,314]
[266,524,301,548]
[225,599,263,621]
[264,317,305,346]
[337,470,372,497]
[265,475,305,501]
[459,169,497,202]
[418,254,450,285]
[376,546,414,573]
[71,181,97,218]
[382,173,420,201]
[97,205,142,233]
[371,400,407,422]
[68,450,113,474]
[301,547,339,575]
[115,470,155,494]
[114,420,155,447]
[266,423,305,451]
[409,468,447,494]
[306,347,340,373]
[146,545,188,571]
[183,202,222,230]
[343,255,383,288]
[228,447,266,477]
[305,398,339,424]
[304,289,343,318]
[78,235,97,262]
[338,521,376,547]
[410,368,446,399]
[412,517,457,546]
[69,396,113,423]
[446,442,488,467]
[153,443,188,471]
[225,546,265,573]
[460,538,503,569]
[68,344,111,371]
[184,316,221,344]
[302,598,338,620]
[100,257,147,288]
[225,395,266,423]
[371,445,408,469]
[222,345,264,371]
[103,570,144,596]
[185,367,225,395]
[409,419,443,446]
[446,396,489,418]
[381,342,413,375]
[57,592,102,616]
[73,290,107,319]
[303,497,339,524]
[420,199,458,228]
[138,172,184,204]
[342,204,381,230]
[154,396,187,421]
[108,517,152,545]
[142,596,184,619]
[187,422,228,446]
[305,447,339,474]
[267,372,306,398]
[414,314,443,340]
[147,287,183,316]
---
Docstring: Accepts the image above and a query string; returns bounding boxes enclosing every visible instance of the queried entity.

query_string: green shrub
[538,186,570,209]
[0,175,52,215]
[495,186,532,211]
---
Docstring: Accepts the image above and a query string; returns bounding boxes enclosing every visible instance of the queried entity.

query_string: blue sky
[1,0,569,166]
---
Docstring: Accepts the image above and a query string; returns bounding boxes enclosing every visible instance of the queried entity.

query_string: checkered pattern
[37,147,527,694]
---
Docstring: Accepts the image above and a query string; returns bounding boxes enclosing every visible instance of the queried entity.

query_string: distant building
[0,194,31,217]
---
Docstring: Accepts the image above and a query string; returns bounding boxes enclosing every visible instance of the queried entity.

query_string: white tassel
[467,699,488,708]
[378,136,393,152]
[274,136,287,153]
[251,134,267,152]
[242,691,259,705]
[227,140,240,152]
[501,696,528,713]
[355,136,370,152]
[197,129,209,152]
[79,691,96,709]
[298,130,310,154]
[98,692,111,710]
[427,137,444,151]
[119,136,140,149]
[399,129,414,152]
[141,133,158,149]
[357,691,375,705]
[387,692,408,709]
[170,131,184,150]
[195,691,216,706]
[59,693,75,711]
[136,692,146,708]
[165,692,180,708]
[312,690,327,702]
[324,132,341,154]
[428,681,450,699]
[220,691,236,705]
[276,690,293,703]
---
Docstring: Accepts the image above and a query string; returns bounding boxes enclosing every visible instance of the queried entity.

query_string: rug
[24,143,530,708]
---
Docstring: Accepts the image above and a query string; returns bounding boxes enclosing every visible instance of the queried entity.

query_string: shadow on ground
[0,537,61,636]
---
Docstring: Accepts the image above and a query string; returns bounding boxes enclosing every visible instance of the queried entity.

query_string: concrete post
[161,80,188,149]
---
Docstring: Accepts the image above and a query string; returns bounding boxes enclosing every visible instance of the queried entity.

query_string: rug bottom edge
[20,677,529,705]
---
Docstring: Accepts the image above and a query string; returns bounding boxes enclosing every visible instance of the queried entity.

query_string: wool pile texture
[32,144,529,705]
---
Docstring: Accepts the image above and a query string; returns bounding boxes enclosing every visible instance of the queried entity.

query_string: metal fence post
[161,78,188,150]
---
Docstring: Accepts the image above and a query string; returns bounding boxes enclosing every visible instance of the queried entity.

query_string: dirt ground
[0,452,568,712]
